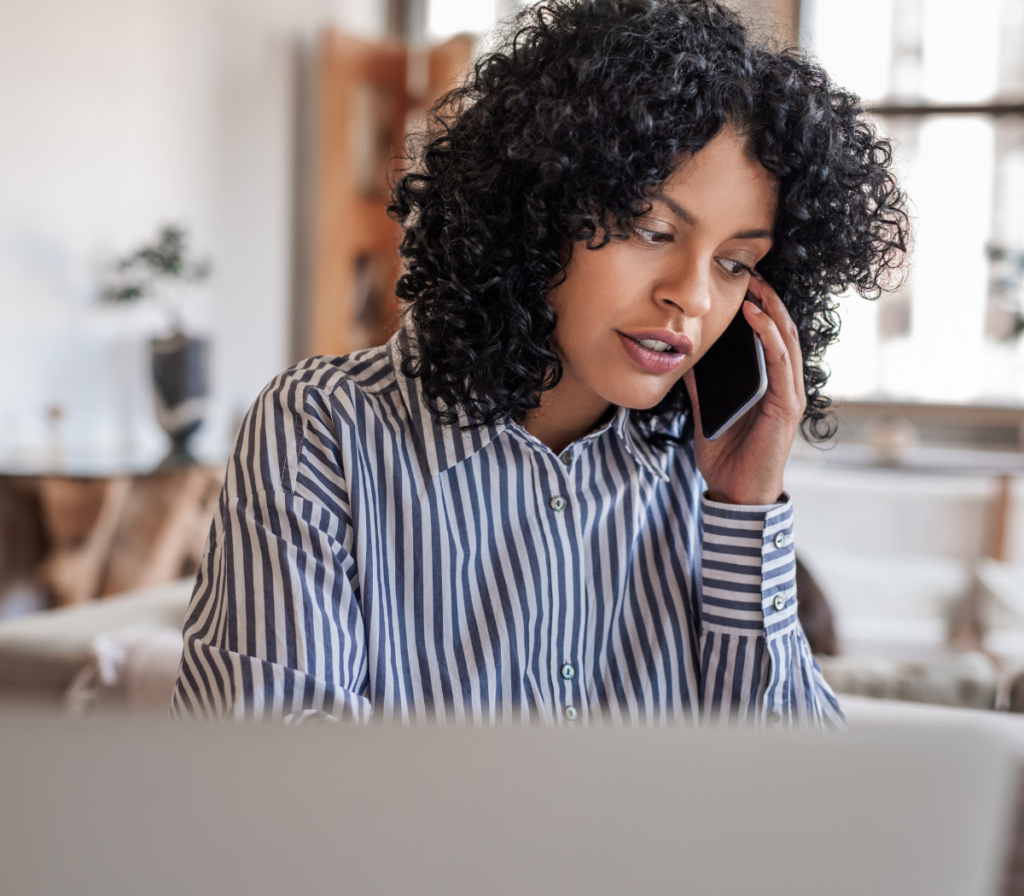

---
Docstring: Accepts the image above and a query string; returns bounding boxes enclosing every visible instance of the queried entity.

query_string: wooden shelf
[306,31,474,359]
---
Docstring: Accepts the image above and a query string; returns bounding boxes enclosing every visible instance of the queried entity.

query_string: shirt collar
[610,406,674,483]
[389,321,508,481]
[389,318,677,483]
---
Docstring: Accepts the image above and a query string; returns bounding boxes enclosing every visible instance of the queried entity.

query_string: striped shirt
[171,322,843,728]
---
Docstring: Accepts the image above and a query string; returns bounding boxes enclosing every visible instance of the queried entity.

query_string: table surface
[792,442,1024,475]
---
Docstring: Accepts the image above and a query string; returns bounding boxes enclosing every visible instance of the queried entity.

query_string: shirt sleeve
[170,372,371,723]
[696,493,845,730]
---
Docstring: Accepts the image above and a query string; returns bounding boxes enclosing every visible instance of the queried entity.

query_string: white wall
[0,0,387,470]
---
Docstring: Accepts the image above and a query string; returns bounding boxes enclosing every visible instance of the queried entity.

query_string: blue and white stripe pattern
[171,322,843,728]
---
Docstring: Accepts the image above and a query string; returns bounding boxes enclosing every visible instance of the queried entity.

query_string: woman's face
[548,126,778,413]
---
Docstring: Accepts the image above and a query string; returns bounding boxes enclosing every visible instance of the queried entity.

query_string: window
[426,0,518,39]
[804,0,1024,405]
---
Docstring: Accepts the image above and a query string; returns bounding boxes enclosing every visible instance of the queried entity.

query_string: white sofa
[0,579,191,711]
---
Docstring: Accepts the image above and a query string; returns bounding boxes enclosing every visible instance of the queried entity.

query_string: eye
[718,257,753,277]
[631,225,672,245]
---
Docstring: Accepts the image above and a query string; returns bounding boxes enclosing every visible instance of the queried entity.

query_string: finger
[682,368,706,443]
[749,276,804,403]
[747,276,805,407]
[742,300,802,415]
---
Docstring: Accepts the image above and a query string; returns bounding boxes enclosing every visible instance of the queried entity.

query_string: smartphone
[693,299,768,441]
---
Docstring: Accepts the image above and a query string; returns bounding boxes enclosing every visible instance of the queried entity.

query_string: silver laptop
[0,718,1015,895]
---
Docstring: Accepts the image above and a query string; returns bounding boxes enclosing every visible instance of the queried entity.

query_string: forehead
[655,129,778,228]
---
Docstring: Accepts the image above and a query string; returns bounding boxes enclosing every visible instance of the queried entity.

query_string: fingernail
[745,300,762,314]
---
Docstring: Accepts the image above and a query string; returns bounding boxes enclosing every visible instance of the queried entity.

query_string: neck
[521,373,613,455]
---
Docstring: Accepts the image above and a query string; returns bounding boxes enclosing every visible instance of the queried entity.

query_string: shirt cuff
[699,492,795,635]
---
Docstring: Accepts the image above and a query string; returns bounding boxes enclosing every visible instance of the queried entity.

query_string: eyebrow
[650,192,774,243]
[652,192,696,227]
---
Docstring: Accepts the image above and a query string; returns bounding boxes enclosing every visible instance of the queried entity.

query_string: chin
[600,376,676,411]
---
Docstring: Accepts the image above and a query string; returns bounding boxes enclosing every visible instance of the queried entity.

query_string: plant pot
[151,332,208,470]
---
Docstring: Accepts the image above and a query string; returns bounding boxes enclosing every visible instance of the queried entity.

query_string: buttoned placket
[507,411,666,727]
[518,430,590,727]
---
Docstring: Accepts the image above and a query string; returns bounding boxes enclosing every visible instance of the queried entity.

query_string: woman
[172,0,908,726]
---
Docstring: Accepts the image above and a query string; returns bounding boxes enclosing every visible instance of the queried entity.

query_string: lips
[616,329,693,374]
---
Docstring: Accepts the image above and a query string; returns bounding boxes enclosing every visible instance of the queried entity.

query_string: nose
[654,254,712,319]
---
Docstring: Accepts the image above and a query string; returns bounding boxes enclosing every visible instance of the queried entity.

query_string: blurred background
[1,0,1023,719]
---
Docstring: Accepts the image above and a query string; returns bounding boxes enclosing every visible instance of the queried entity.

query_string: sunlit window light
[427,0,500,38]
[808,0,1024,406]
[921,0,1000,103]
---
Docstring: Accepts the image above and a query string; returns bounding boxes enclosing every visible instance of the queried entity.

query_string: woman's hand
[681,274,805,506]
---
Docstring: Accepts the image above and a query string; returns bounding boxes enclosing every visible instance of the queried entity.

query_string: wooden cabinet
[0,469,221,608]
[307,31,473,357]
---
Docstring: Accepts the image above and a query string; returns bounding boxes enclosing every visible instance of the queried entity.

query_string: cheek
[550,259,627,340]
[552,306,610,376]
[709,303,738,338]
[555,242,640,310]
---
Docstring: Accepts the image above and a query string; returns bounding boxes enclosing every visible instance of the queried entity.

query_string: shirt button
[549,495,567,512]
[564,705,578,721]
[773,532,786,549]
[767,710,781,726]
[559,450,572,467]
[560,663,575,680]
[773,594,786,611]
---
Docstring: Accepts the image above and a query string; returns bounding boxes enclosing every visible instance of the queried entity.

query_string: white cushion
[0,579,192,698]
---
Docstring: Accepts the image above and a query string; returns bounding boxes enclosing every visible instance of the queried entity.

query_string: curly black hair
[388,0,909,445]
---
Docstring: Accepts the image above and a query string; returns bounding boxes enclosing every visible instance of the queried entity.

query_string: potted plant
[103,225,212,470]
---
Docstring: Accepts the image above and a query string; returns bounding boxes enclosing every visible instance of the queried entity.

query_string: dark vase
[151,332,209,470]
